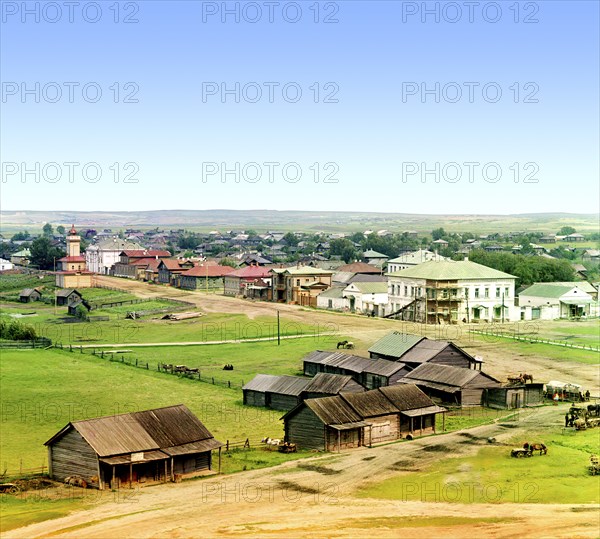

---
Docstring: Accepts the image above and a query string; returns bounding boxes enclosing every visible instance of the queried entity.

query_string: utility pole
[53,257,57,315]
[277,310,281,346]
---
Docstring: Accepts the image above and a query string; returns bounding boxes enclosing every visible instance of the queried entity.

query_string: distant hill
[1,210,598,234]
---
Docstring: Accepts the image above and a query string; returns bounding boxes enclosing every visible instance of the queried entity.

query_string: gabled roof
[387,260,516,280]
[388,250,447,264]
[378,384,439,411]
[242,374,309,396]
[318,286,346,299]
[120,250,171,258]
[228,265,272,279]
[398,339,449,364]
[45,404,221,457]
[303,373,364,394]
[368,332,425,358]
[519,283,592,299]
[181,265,235,278]
[56,288,81,297]
[271,266,334,276]
[302,350,408,378]
[344,282,388,295]
[303,396,363,425]
[363,249,388,258]
[19,288,40,296]
[336,262,382,274]
[340,390,397,416]
[400,363,500,388]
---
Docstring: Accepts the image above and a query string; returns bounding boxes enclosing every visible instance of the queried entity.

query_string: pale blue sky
[1,0,598,213]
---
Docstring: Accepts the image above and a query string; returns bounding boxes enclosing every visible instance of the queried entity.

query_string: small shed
[242,375,310,410]
[56,288,82,306]
[484,383,545,409]
[19,288,42,303]
[398,363,501,406]
[45,404,223,489]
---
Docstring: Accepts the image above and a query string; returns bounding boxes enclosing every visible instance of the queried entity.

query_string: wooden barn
[44,404,223,489]
[368,332,483,370]
[242,375,309,410]
[55,288,82,306]
[243,373,365,410]
[484,384,545,409]
[19,288,41,303]
[398,363,501,406]
[302,351,410,389]
[282,384,446,451]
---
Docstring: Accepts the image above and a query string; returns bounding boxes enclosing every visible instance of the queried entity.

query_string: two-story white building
[85,239,143,274]
[387,259,517,324]
[342,281,388,316]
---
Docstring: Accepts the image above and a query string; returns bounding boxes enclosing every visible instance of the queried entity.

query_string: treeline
[0,318,37,341]
[468,250,575,287]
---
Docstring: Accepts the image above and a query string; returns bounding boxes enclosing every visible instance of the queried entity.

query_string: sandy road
[94,276,600,390]
[6,405,599,539]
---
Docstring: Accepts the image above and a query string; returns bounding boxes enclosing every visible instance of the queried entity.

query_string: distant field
[0,274,55,294]
[359,427,600,504]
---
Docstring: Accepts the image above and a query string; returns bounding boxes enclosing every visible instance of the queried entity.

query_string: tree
[559,226,576,236]
[42,223,54,237]
[29,237,65,270]
[11,231,29,241]
[431,227,446,241]
[283,232,299,247]
[219,258,238,268]
[56,225,65,235]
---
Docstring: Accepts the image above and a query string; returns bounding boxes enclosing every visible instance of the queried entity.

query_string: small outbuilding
[45,404,223,489]
[55,288,83,306]
[484,383,545,409]
[19,288,42,303]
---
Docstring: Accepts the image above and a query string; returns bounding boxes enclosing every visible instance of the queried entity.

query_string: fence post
[212,377,215,384]
[80,346,83,354]
[226,440,229,451]
[136,358,138,367]
[146,362,149,370]
[69,344,73,352]
[228,380,231,388]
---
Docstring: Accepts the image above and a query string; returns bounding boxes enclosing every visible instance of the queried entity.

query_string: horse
[521,373,534,383]
[587,404,600,417]
[523,442,547,455]
[344,342,355,349]
[337,340,348,349]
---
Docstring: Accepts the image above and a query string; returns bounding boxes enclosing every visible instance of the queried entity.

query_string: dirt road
[93,276,600,390]
[7,405,598,539]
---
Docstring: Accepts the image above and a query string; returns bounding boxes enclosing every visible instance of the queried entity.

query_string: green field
[359,428,600,504]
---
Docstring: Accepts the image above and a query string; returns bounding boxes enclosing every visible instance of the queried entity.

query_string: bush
[0,318,37,340]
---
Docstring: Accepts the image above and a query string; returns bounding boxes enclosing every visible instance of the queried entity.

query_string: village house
[362,249,388,267]
[44,404,223,490]
[341,281,388,316]
[518,282,596,320]
[316,286,348,311]
[85,239,143,275]
[302,351,411,389]
[55,226,93,288]
[386,250,447,273]
[563,233,585,242]
[398,363,501,406]
[10,248,31,266]
[223,264,272,298]
[0,258,14,271]
[368,332,483,370]
[583,249,600,264]
[179,264,235,290]
[270,266,334,306]
[282,384,446,451]
[112,250,171,279]
[157,259,195,286]
[242,373,365,410]
[386,259,517,324]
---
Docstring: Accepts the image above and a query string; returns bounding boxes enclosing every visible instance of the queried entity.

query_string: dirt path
[6,406,598,539]
[93,277,600,390]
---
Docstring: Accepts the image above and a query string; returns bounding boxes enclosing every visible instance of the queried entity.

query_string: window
[484,288,489,298]
[404,286,408,296]
[296,279,300,286]
[474,288,480,298]
[328,299,333,308]
[505,287,510,298]
[496,287,501,298]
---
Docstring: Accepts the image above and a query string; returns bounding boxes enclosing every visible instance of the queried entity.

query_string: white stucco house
[387,250,447,273]
[0,258,14,271]
[518,282,596,320]
[85,239,143,274]
[316,287,348,311]
[387,259,517,324]
[342,281,388,316]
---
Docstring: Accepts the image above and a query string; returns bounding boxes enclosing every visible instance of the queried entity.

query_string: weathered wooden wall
[49,428,99,487]
[285,407,325,450]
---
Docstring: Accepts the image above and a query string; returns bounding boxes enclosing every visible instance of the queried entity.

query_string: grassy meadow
[359,427,600,504]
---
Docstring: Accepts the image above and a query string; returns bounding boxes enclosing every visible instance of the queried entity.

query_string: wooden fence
[0,337,52,349]
[470,329,600,352]
[1,462,47,480]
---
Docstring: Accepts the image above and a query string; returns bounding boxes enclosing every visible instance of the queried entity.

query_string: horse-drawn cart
[511,448,533,458]
[0,483,20,494]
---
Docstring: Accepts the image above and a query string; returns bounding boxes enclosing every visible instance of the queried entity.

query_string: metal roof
[368,332,424,358]
[344,282,388,294]
[46,404,221,457]
[387,260,516,280]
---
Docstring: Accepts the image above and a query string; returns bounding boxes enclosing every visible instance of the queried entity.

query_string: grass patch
[219,448,311,474]
[359,427,600,504]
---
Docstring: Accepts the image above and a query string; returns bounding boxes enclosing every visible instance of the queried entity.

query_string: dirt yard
[6,405,599,539]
